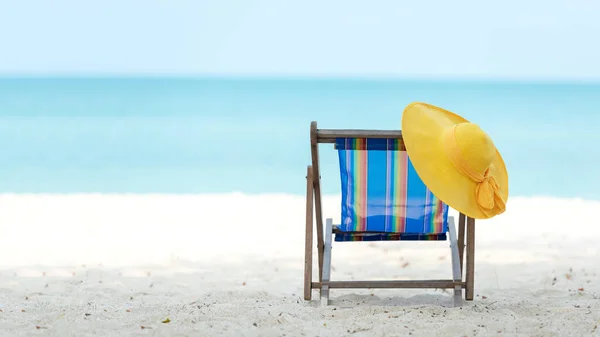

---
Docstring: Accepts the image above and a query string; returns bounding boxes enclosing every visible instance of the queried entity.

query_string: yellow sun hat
[401,102,508,219]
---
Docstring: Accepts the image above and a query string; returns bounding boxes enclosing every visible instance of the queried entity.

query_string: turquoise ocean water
[0,78,598,199]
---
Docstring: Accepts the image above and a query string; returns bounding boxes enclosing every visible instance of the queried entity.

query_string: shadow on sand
[315,292,469,308]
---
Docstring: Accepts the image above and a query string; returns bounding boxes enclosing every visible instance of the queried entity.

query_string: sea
[1,77,599,199]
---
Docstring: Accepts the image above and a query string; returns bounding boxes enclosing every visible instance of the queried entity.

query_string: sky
[1,0,599,80]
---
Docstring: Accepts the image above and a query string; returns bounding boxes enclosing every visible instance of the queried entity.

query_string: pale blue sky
[1,0,599,80]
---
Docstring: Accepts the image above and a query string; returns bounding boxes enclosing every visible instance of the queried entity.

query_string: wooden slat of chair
[312,279,465,289]
[304,166,314,300]
[465,216,476,300]
[310,122,325,282]
[458,213,466,274]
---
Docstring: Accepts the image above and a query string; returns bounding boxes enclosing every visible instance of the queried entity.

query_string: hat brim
[401,102,508,219]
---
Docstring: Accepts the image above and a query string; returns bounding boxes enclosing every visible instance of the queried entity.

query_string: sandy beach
[0,193,599,336]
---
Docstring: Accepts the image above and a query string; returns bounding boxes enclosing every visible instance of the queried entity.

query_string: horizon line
[1,73,600,85]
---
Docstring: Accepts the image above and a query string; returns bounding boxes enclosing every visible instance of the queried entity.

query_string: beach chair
[304,121,476,306]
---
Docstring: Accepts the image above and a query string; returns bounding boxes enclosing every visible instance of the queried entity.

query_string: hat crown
[452,123,496,174]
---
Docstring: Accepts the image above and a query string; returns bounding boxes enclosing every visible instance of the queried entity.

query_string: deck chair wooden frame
[304,121,476,306]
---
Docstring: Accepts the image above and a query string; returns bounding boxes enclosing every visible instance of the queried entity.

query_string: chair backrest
[335,137,449,235]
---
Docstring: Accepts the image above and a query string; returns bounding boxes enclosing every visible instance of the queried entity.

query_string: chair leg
[320,218,333,306]
[447,216,463,307]
[465,217,476,301]
[304,166,314,301]
[458,213,466,275]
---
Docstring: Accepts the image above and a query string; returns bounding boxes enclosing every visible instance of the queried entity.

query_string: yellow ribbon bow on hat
[443,125,506,216]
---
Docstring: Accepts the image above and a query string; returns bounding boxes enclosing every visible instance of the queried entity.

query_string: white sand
[0,193,599,336]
